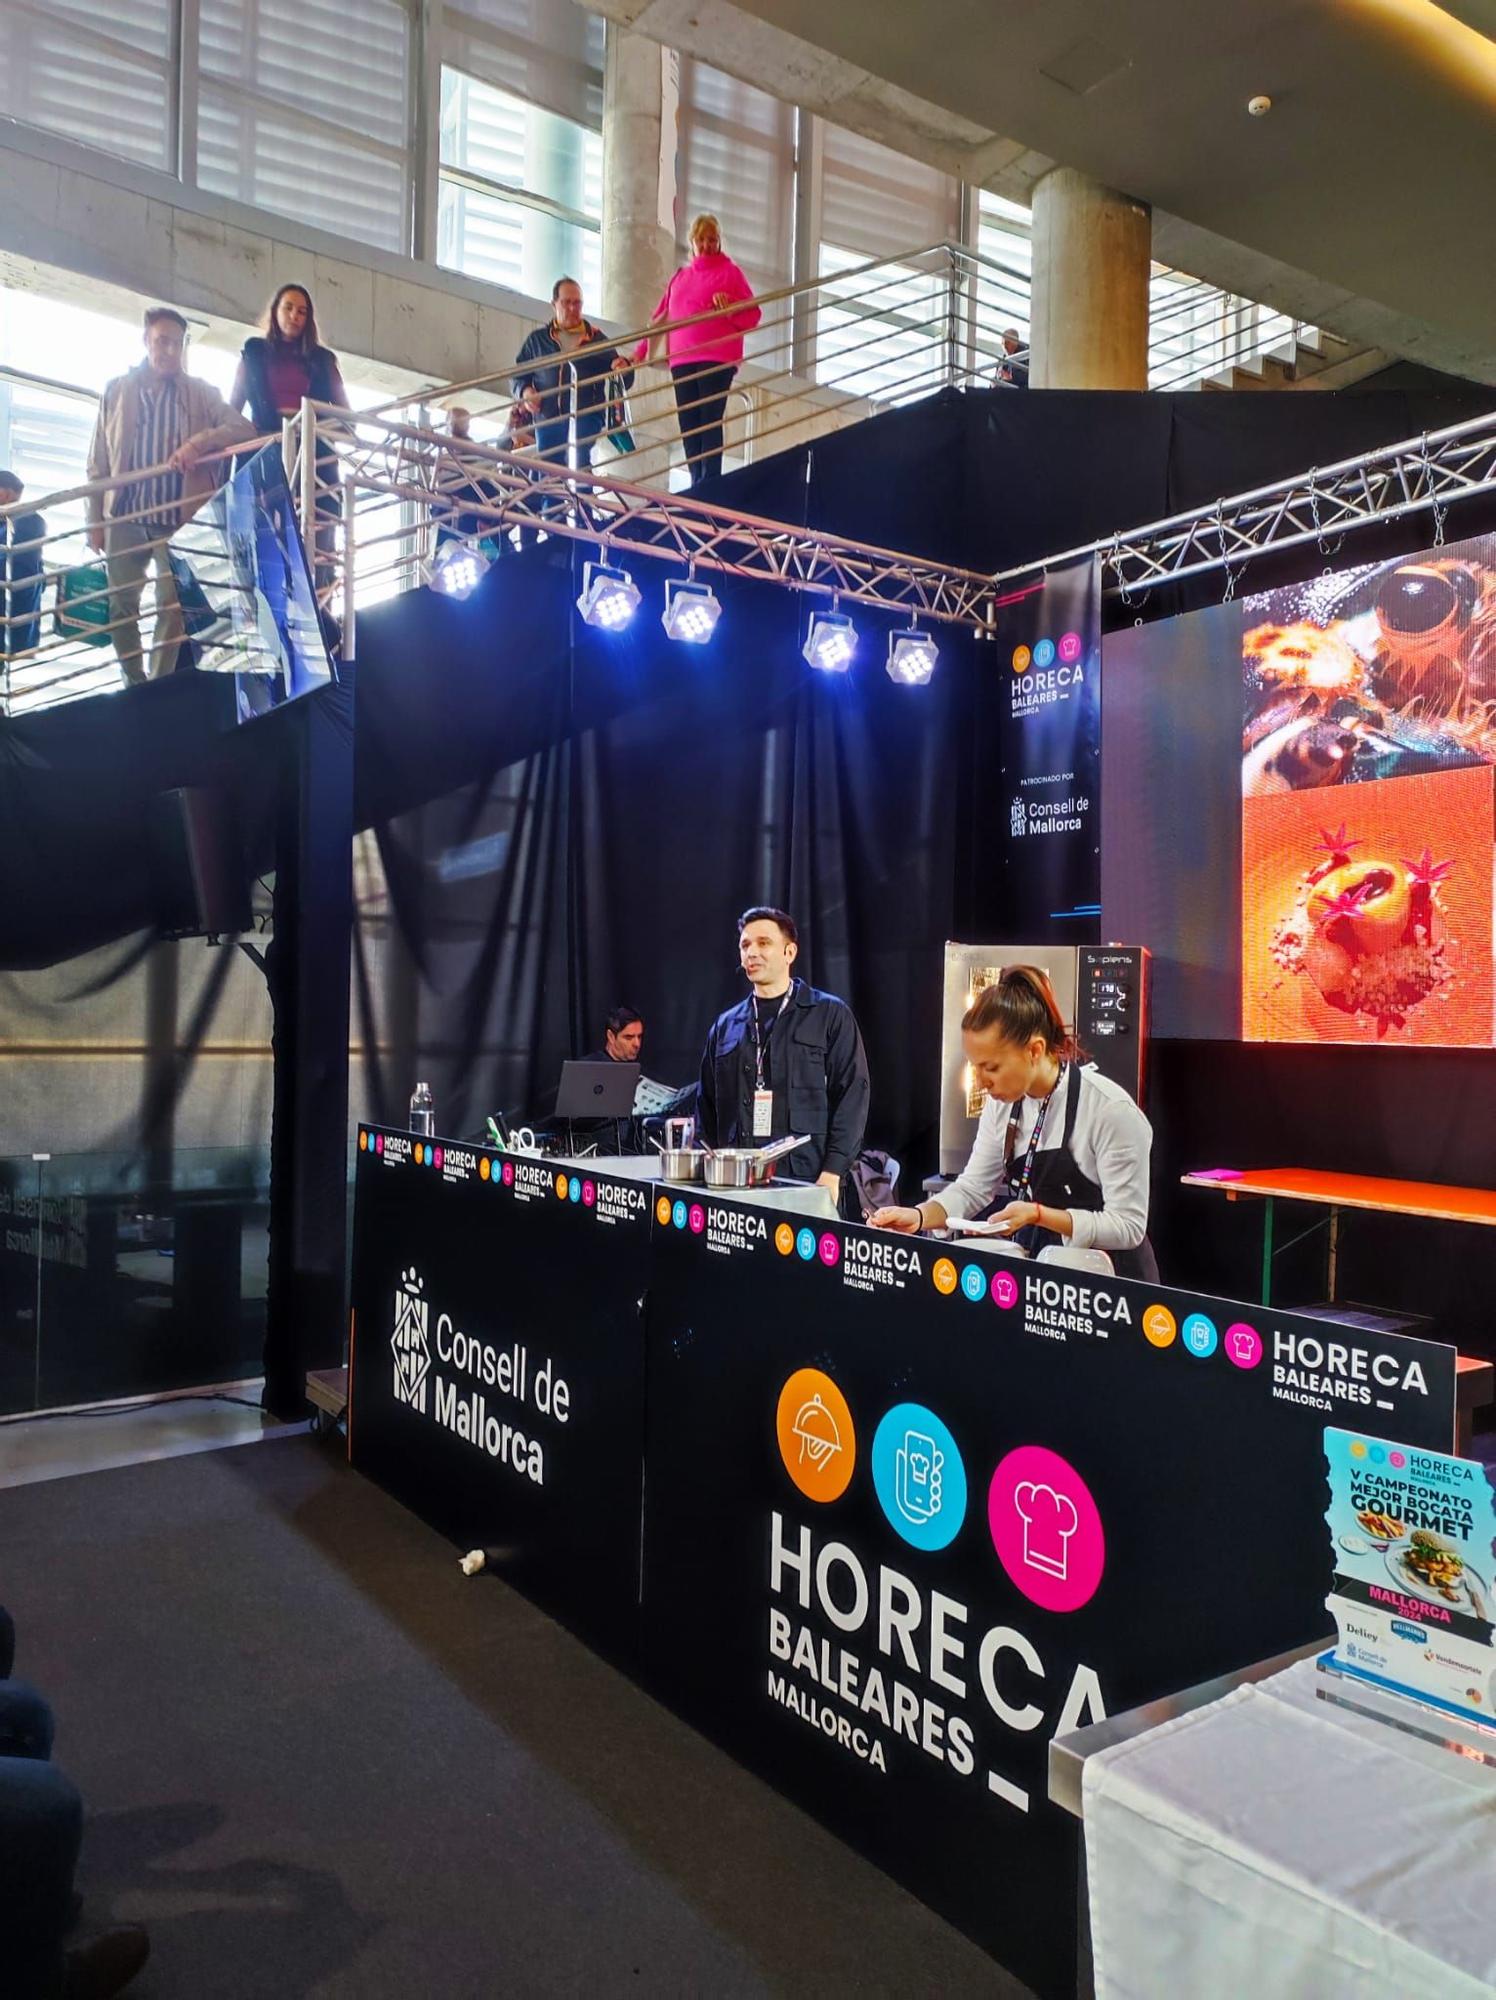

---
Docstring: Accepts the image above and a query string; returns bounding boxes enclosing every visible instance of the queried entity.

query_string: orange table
[1184,1168,1496,1450]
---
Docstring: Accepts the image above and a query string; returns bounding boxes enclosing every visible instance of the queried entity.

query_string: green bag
[53,562,113,646]
[604,377,636,454]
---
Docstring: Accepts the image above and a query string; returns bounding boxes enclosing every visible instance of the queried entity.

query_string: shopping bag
[604,378,636,454]
[52,562,113,646]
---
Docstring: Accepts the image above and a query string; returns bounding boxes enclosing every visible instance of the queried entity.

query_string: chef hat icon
[1014,1480,1079,1579]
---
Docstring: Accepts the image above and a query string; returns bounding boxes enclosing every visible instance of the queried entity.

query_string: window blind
[197,0,412,253]
[819,124,960,261]
[675,58,793,293]
[443,0,604,130]
[0,0,174,172]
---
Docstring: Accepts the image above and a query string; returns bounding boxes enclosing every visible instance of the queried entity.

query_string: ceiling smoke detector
[1247,94,1273,116]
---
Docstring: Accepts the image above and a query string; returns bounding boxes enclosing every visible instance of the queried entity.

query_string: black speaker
[147,787,253,938]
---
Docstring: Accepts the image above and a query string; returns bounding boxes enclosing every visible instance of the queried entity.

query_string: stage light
[661,577,721,644]
[427,538,490,600]
[886,626,940,685]
[576,560,640,631]
[802,610,857,673]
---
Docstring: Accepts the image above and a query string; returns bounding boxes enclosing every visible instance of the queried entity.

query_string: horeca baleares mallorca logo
[392,1266,431,1412]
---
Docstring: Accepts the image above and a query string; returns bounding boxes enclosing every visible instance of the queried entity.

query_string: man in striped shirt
[86,308,253,685]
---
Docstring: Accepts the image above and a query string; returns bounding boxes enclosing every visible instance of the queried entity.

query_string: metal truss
[317,409,1006,629]
[989,408,1496,602]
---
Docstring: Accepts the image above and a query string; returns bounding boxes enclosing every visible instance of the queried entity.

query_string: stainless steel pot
[657,1148,705,1182]
[701,1134,810,1189]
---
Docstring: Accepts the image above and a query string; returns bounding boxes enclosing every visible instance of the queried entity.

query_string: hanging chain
[1307,468,1343,560]
[1217,502,1243,602]
[1419,434,1448,547]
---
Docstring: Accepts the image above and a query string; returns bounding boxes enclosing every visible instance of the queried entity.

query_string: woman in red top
[621,215,760,487]
[231,285,350,579]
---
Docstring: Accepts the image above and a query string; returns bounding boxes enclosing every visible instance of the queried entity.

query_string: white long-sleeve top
[938,1064,1152,1253]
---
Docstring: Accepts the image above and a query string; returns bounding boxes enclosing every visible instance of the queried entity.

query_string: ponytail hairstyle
[961,964,1079,1060]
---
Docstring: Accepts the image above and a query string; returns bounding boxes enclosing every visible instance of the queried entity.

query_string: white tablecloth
[1083,1658,1496,1999]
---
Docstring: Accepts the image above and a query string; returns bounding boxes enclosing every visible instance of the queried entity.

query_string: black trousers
[670,363,736,486]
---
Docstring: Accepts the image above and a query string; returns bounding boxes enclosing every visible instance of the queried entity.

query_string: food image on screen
[1242,533,1496,800]
[1242,766,1494,1044]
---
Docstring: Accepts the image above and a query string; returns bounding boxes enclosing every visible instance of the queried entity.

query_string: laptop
[555,1059,641,1120]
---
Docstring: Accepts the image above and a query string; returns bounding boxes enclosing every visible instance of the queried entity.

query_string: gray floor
[0,1385,288,1491]
[2,1435,1032,1998]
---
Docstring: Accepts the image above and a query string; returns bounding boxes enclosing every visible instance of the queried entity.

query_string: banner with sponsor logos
[640,1213,1454,1998]
[1323,1427,1496,1729]
[349,1127,653,1661]
[995,552,1102,935]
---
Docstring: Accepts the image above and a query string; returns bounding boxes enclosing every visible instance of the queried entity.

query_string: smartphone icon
[896,1429,943,1524]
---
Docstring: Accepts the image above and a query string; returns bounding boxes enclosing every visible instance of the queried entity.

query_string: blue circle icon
[569,1177,582,1203]
[796,1227,817,1261]
[871,1403,967,1551]
[672,1199,688,1229]
[1032,637,1056,669]
[1370,1444,1385,1464]
[960,1263,987,1302]
[1182,1312,1218,1359]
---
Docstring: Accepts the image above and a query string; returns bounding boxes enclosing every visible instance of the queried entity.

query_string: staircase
[1200,327,1388,392]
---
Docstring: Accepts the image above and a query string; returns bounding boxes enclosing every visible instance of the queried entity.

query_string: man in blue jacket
[698,907,870,1206]
[0,470,46,660]
[513,278,631,473]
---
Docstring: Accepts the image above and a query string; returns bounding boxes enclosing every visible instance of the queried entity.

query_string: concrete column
[1029,168,1151,389]
[600,27,675,336]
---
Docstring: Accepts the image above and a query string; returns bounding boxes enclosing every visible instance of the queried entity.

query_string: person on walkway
[994,329,1030,388]
[514,279,627,475]
[230,284,350,582]
[86,309,253,685]
[0,469,46,660]
[623,215,760,487]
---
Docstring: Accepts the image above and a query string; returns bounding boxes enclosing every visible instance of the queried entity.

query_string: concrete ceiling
[599,0,1496,381]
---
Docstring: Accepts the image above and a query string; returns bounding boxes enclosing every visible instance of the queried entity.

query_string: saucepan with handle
[701,1134,810,1189]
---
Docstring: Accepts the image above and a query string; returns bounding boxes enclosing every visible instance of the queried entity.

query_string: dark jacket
[513,320,630,425]
[698,980,870,1183]
[233,337,348,432]
[1,508,45,657]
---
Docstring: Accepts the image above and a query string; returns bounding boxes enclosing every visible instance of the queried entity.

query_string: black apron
[1004,1064,1158,1283]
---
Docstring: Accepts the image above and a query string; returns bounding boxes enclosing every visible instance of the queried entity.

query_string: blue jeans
[1,1755,82,1996]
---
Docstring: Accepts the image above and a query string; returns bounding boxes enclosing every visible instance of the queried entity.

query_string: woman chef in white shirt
[870,964,1156,1280]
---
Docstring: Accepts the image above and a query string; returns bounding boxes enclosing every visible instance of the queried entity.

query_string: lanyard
[749,983,795,1090]
[1006,1063,1065,1201]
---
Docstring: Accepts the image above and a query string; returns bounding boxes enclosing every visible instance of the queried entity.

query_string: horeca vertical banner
[994,552,1102,936]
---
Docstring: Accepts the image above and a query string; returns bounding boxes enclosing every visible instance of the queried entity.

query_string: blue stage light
[802,610,857,673]
[886,627,940,685]
[661,577,722,644]
[577,560,640,631]
[428,538,490,600]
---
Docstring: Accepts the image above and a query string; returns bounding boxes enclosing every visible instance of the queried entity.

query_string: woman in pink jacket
[624,214,761,487]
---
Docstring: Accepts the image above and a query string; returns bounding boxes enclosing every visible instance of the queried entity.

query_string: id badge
[752,1088,773,1138]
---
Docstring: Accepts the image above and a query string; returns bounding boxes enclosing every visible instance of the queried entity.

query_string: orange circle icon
[933,1257,959,1296]
[1143,1304,1177,1348]
[358,1129,368,1151]
[776,1369,856,1502]
[1012,644,1032,674]
[655,1194,673,1225]
[555,1173,569,1200]
[479,1156,491,1181]
[775,1222,796,1256]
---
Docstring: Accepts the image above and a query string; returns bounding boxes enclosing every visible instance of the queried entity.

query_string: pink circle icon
[688,1203,706,1234]
[1058,631,1082,663]
[990,1270,1019,1310]
[1389,1450,1406,1469]
[818,1232,840,1266]
[375,1133,384,1155]
[433,1147,444,1170]
[583,1180,596,1207]
[501,1161,514,1186]
[1225,1322,1262,1369]
[988,1444,1105,1613]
